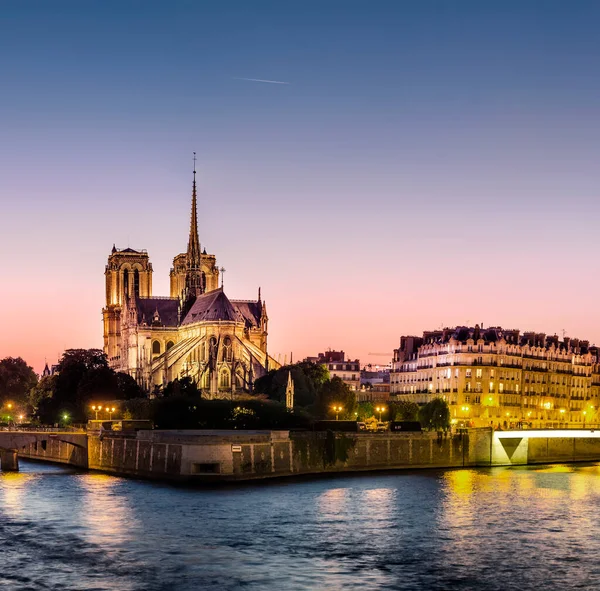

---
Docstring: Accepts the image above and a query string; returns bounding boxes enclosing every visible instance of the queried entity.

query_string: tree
[254,362,329,408]
[35,349,148,424]
[418,398,450,431]
[115,372,145,400]
[29,375,57,411]
[0,357,38,409]
[316,376,357,420]
[163,377,200,398]
[393,401,419,421]
[356,401,374,421]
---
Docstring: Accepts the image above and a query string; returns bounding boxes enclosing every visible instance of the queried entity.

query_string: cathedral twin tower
[102,162,275,397]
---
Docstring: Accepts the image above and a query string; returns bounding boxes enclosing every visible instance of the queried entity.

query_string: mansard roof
[181,288,245,325]
[137,297,179,327]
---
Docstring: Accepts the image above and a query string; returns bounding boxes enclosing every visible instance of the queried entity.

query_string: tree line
[0,351,450,430]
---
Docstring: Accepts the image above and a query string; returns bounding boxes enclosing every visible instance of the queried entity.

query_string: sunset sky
[2,1,600,372]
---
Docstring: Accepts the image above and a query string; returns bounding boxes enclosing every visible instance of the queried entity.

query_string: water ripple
[2,462,600,590]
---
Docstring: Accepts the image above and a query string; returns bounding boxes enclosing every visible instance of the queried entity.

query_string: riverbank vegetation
[2,349,450,432]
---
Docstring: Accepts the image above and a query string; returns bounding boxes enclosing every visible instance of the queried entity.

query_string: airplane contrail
[234,77,290,85]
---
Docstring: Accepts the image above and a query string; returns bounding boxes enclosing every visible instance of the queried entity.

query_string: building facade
[306,350,361,392]
[359,367,390,402]
[391,326,600,428]
[102,165,279,397]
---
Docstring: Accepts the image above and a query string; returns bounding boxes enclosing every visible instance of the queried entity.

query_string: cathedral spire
[187,152,201,268]
[183,152,205,300]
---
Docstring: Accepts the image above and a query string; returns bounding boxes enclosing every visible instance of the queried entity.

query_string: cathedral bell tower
[102,246,153,367]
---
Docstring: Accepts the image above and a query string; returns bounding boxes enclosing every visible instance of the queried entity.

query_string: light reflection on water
[3,462,600,590]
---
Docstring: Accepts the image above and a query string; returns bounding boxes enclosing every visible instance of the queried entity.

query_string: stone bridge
[0,431,88,471]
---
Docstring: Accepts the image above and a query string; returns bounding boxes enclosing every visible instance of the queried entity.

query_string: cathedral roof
[231,300,262,328]
[181,288,245,325]
[137,297,180,327]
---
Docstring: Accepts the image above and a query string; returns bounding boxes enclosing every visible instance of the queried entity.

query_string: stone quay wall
[81,429,478,481]
[16,428,600,481]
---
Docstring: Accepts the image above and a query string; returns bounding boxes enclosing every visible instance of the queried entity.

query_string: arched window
[152,341,161,355]
[201,271,206,292]
[166,341,175,351]
[220,370,230,388]
[235,372,243,389]
[123,269,129,297]
[201,342,206,362]
[134,269,140,297]
[223,336,232,362]
[203,371,210,389]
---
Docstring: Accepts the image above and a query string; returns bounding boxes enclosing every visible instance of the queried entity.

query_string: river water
[2,461,600,591]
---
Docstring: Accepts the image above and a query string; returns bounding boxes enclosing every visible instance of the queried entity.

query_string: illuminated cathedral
[102,161,278,397]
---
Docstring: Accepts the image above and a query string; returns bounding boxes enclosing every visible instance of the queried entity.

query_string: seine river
[2,461,600,591]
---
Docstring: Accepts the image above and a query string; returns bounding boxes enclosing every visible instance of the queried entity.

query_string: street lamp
[91,405,102,420]
[376,406,386,422]
[332,405,343,421]
[108,407,116,420]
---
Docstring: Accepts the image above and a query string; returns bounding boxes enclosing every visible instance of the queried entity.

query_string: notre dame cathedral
[102,162,278,397]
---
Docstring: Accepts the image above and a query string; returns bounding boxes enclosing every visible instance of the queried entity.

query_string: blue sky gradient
[2,1,600,369]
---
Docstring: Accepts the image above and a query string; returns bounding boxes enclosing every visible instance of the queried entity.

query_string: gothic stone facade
[102,169,278,397]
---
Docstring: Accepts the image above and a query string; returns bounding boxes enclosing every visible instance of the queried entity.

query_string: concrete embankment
[14,428,600,481]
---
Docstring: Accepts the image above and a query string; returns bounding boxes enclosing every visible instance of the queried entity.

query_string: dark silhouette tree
[0,357,38,409]
[418,398,450,431]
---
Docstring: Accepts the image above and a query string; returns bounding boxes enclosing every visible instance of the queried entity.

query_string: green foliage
[356,401,374,421]
[122,398,153,421]
[35,349,147,424]
[29,375,56,409]
[254,361,329,407]
[418,398,451,431]
[115,372,145,400]
[316,376,357,420]
[392,401,420,421]
[151,397,312,430]
[163,377,200,399]
[0,357,38,409]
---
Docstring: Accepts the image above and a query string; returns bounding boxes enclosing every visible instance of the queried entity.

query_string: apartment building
[307,350,361,391]
[390,326,600,428]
